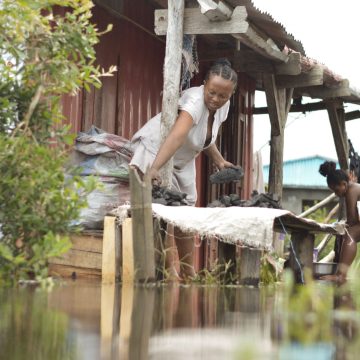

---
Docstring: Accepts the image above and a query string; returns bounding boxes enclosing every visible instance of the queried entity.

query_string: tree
[0,0,115,283]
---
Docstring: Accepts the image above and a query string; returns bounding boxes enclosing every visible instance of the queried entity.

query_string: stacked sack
[68,126,133,229]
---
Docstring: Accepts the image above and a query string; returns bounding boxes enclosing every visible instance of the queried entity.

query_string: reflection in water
[1,279,360,359]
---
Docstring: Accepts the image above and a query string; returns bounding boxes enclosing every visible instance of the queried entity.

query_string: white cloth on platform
[129,85,230,205]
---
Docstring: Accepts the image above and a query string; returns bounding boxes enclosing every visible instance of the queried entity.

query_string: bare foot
[320,273,347,285]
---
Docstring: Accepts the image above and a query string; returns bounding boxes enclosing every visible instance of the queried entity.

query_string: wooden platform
[48,230,103,279]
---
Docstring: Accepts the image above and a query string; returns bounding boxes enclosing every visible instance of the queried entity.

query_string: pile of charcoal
[152,185,189,206]
[207,191,281,209]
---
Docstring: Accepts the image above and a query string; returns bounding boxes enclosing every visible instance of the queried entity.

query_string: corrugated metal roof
[219,0,306,54]
[263,155,339,188]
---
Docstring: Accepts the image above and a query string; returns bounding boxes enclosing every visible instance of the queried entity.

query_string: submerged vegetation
[0,0,114,284]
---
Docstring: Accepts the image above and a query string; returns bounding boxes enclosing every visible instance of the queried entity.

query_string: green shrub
[0,0,114,283]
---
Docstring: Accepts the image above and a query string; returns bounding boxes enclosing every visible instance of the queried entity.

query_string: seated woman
[319,161,360,283]
[130,58,238,280]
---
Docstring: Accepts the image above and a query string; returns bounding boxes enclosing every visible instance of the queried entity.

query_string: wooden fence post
[129,167,155,282]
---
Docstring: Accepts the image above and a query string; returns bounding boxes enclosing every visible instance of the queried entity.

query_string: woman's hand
[217,160,236,170]
[149,167,162,186]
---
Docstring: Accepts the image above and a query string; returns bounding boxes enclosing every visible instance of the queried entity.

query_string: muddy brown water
[0,280,359,359]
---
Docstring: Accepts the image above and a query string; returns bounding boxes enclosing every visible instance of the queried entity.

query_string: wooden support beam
[254,100,328,115]
[326,100,349,170]
[288,231,315,284]
[295,79,351,100]
[233,25,288,63]
[237,247,262,286]
[155,6,247,35]
[276,66,324,89]
[129,167,156,282]
[159,0,184,186]
[263,73,283,136]
[298,193,337,218]
[345,110,360,121]
[263,74,291,201]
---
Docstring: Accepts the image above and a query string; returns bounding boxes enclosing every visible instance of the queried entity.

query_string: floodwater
[1,279,360,360]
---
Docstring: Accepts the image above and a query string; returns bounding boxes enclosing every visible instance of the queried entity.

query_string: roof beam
[345,110,360,121]
[232,26,288,63]
[155,6,248,35]
[254,100,328,115]
[155,5,289,63]
[276,65,324,89]
[294,80,351,99]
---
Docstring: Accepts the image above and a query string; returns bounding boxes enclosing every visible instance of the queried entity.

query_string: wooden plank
[65,234,102,253]
[237,247,262,286]
[233,25,288,63]
[345,110,360,121]
[48,248,102,269]
[276,66,324,89]
[102,216,117,283]
[296,79,351,99]
[298,193,337,218]
[326,100,349,170]
[48,263,101,279]
[159,0,184,186]
[155,6,248,35]
[288,231,314,284]
[254,100,328,115]
[129,168,156,282]
[122,218,134,284]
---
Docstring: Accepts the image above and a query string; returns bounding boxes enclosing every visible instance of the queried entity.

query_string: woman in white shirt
[130,59,238,280]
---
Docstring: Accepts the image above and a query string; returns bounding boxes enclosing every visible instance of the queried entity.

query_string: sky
[251,0,360,165]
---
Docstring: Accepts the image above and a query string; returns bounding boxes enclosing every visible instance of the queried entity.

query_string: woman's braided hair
[205,58,237,88]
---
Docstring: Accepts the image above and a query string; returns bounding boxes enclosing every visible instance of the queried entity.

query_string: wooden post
[129,167,155,282]
[326,99,349,171]
[288,231,315,284]
[159,0,184,187]
[236,247,262,286]
[264,74,294,202]
[326,99,348,260]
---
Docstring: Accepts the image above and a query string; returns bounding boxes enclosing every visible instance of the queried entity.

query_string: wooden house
[51,0,360,280]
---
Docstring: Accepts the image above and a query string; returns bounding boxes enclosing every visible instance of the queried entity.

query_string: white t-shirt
[130,85,230,204]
